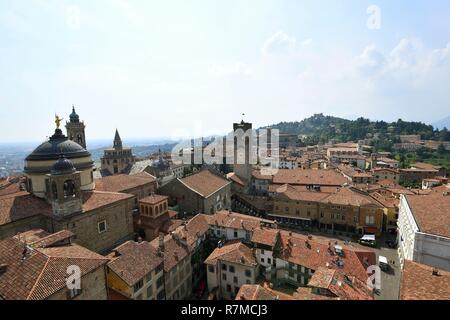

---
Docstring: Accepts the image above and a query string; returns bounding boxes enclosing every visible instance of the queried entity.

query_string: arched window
[145,206,148,215]
[77,134,83,145]
[63,180,76,198]
[52,181,58,199]
[149,206,153,215]
[159,204,163,213]
[155,206,159,215]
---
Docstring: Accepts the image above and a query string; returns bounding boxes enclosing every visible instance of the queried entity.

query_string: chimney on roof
[159,233,165,252]
[0,264,7,275]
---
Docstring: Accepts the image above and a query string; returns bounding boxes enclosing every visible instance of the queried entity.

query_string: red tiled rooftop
[400,260,450,300]
[95,172,156,193]
[180,170,230,198]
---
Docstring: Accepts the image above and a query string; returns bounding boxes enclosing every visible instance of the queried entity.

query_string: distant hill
[264,113,450,148]
[433,116,450,130]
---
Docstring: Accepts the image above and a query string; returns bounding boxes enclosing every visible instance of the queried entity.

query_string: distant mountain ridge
[433,116,450,130]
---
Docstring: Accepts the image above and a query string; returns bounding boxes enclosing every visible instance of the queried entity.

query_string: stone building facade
[100,129,136,175]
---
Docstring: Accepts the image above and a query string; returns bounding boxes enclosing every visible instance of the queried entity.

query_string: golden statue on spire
[55,114,63,129]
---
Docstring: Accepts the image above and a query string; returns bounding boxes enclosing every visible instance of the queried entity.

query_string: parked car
[358,234,377,247]
[379,255,390,272]
[385,239,397,248]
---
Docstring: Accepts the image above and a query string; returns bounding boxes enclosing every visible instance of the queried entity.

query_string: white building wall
[398,194,450,271]
[397,195,419,265]
[255,248,274,268]
[414,233,450,271]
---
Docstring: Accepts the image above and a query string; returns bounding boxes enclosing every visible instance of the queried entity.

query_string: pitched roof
[204,241,257,267]
[251,228,280,247]
[226,173,245,186]
[149,234,190,272]
[0,191,51,226]
[278,231,376,283]
[107,241,163,287]
[140,194,167,205]
[400,260,450,300]
[81,190,134,212]
[170,214,210,249]
[295,268,373,300]
[272,169,348,186]
[0,190,133,227]
[179,170,231,198]
[94,172,156,193]
[273,184,331,202]
[236,284,294,300]
[320,187,382,207]
[0,231,108,300]
[405,190,450,238]
[205,211,275,233]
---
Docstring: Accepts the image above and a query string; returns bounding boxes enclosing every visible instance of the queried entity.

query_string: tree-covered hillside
[265,113,450,146]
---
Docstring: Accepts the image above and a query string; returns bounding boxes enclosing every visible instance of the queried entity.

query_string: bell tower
[233,119,253,183]
[46,154,83,217]
[66,105,87,149]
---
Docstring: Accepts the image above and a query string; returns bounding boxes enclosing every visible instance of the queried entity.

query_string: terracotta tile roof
[236,284,294,300]
[149,234,190,272]
[13,229,50,244]
[0,180,23,196]
[81,191,134,212]
[278,231,376,283]
[251,228,280,247]
[0,232,108,300]
[295,268,373,300]
[373,168,400,173]
[273,184,331,202]
[400,260,450,300]
[226,173,246,186]
[204,240,257,267]
[252,170,273,181]
[269,184,338,194]
[405,190,450,238]
[140,194,168,205]
[370,192,399,208]
[205,211,275,233]
[171,214,210,249]
[107,240,163,287]
[0,191,51,226]
[160,219,184,234]
[0,190,135,227]
[272,169,348,186]
[320,187,382,207]
[179,170,231,198]
[94,172,156,193]
[30,230,75,249]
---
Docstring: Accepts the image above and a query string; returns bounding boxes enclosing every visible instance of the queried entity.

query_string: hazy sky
[1,0,450,143]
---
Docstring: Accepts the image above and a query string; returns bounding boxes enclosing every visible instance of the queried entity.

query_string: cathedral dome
[51,154,76,176]
[25,129,91,162]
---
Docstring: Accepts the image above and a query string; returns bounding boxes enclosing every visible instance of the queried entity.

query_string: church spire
[113,129,123,149]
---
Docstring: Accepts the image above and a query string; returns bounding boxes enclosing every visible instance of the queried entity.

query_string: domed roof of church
[69,106,80,122]
[51,154,76,175]
[25,129,91,161]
